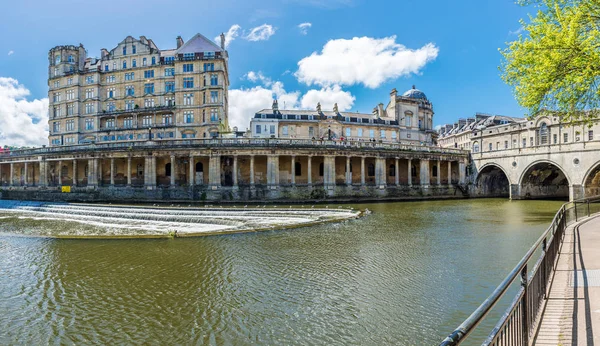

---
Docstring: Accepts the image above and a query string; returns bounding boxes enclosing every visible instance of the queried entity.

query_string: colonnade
[0,153,467,190]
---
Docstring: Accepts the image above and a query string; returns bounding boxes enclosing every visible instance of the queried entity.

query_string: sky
[0,0,532,147]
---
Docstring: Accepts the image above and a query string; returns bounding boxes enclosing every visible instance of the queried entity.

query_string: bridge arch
[518,160,570,200]
[583,160,600,197]
[474,163,511,197]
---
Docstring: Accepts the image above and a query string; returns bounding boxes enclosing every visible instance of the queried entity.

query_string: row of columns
[0,155,467,189]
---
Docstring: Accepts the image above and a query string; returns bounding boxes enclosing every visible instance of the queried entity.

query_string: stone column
[307,156,312,186]
[72,160,77,186]
[58,160,63,186]
[407,159,412,186]
[437,160,441,185]
[323,156,336,188]
[267,155,280,188]
[110,158,115,186]
[97,159,103,187]
[250,155,255,187]
[233,155,238,188]
[420,159,430,186]
[189,155,195,186]
[9,163,14,186]
[151,156,157,188]
[144,156,155,188]
[23,162,28,186]
[170,155,176,186]
[459,160,466,185]
[346,156,352,185]
[127,157,132,186]
[360,157,365,186]
[447,161,452,185]
[39,160,47,187]
[291,156,296,186]
[375,158,386,187]
[88,159,97,187]
[209,155,221,188]
[395,158,400,186]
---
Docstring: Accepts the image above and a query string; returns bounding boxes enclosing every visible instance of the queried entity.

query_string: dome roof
[402,85,427,100]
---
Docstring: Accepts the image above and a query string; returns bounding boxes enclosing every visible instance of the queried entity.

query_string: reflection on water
[0,199,563,345]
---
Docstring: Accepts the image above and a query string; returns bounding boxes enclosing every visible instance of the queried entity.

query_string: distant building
[250,86,437,144]
[437,113,524,150]
[47,33,230,146]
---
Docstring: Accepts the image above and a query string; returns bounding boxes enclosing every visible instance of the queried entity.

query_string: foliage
[500,0,600,122]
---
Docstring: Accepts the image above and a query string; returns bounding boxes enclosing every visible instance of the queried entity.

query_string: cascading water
[0,200,362,238]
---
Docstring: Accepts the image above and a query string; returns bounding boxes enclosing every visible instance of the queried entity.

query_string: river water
[0,199,563,345]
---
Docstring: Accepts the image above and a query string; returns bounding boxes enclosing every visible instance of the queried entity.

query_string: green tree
[500,0,600,122]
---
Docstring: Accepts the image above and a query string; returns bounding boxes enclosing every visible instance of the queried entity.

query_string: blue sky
[0,0,531,146]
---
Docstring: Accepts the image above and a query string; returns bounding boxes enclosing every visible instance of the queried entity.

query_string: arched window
[539,123,548,145]
[389,164,395,177]
[473,142,480,153]
[295,162,302,176]
[319,163,324,177]
[165,163,171,177]
[122,60,127,69]
[132,59,137,67]
[123,46,127,55]
[195,162,203,172]
[143,57,147,66]
[367,163,375,177]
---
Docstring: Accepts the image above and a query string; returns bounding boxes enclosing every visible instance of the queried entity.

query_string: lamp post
[148,127,152,140]
[328,126,331,141]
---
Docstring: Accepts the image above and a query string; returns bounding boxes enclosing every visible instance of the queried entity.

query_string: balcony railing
[99,105,176,117]
[0,138,467,158]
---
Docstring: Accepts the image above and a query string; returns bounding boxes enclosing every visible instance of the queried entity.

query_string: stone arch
[583,161,600,197]
[474,163,511,197]
[518,160,570,200]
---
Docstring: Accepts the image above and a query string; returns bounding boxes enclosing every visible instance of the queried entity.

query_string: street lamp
[148,127,152,140]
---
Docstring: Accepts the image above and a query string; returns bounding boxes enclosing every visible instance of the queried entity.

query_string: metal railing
[0,138,467,159]
[440,195,600,346]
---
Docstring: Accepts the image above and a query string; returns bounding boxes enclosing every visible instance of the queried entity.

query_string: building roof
[255,109,390,120]
[402,85,427,100]
[176,33,223,54]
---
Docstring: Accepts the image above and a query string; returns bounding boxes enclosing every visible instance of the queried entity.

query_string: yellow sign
[61,186,71,193]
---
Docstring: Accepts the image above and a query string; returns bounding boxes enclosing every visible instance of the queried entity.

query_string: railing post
[521,264,529,346]
[588,200,591,217]
[575,202,578,222]
[542,238,547,299]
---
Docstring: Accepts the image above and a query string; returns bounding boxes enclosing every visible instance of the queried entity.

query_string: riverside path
[533,215,600,345]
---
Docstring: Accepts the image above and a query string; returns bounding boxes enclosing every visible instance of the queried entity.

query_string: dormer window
[132,45,136,54]
[123,46,127,55]
[68,55,75,63]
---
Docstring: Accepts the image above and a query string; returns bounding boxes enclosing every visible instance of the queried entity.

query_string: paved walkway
[533,215,600,345]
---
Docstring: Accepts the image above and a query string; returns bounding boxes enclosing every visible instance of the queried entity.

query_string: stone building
[47,33,229,146]
[250,86,437,144]
[437,113,523,150]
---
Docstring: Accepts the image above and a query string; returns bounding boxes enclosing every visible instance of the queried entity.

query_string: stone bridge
[470,141,600,201]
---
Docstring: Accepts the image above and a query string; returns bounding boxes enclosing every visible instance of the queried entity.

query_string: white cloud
[300,85,355,111]
[216,24,241,48]
[295,36,439,88]
[7,50,14,56]
[0,77,48,147]
[298,22,312,35]
[228,74,356,130]
[244,24,276,41]
[509,26,525,36]
[244,71,272,86]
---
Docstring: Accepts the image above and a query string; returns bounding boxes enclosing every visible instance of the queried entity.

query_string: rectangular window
[358,128,363,137]
[210,91,218,103]
[53,92,61,102]
[270,125,275,134]
[67,103,74,115]
[53,106,61,118]
[496,141,500,150]
[184,53,194,60]
[522,138,526,147]
[553,134,558,144]
[369,129,375,138]
[144,70,154,78]
[210,74,218,86]
[210,108,218,121]
[125,72,135,81]
[184,111,194,123]
[67,78,73,85]
[164,56,175,64]
[142,115,152,126]
[256,124,262,134]
[183,77,194,89]
[152,57,156,65]
[530,137,534,146]
[106,119,115,128]
[53,81,60,88]
[165,68,175,76]
[183,64,194,72]
[85,103,94,114]
[144,83,154,95]
[66,90,74,100]
[308,126,314,137]
[589,130,594,141]
[345,128,351,137]
[85,88,94,99]
[132,45,136,54]
[85,118,94,130]
[564,133,568,143]
[107,102,116,112]
[203,63,214,72]
[165,81,175,93]
[53,122,60,133]
[513,139,517,148]
[489,143,492,151]
[391,131,397,139]
[405,116,411,127]
[86,76,94,84]
[144,98,155,108]
[163,114,172,125]
[282,126,288,135]
[184,93,194,105]
[125,100,135,110]
[504,140,508,149]
[124,117,133,128]
[380,130,386,138]
[66,120,74,131]
[165,97,175,106]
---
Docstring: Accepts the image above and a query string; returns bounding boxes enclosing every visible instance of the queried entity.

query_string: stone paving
[533,215,600,345]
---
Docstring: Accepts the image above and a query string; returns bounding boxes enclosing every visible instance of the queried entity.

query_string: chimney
[220,33,226,50]
[101,48,109,59]
[377,103,385,118]
[390,88,397,105]
[177,36,184,49]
